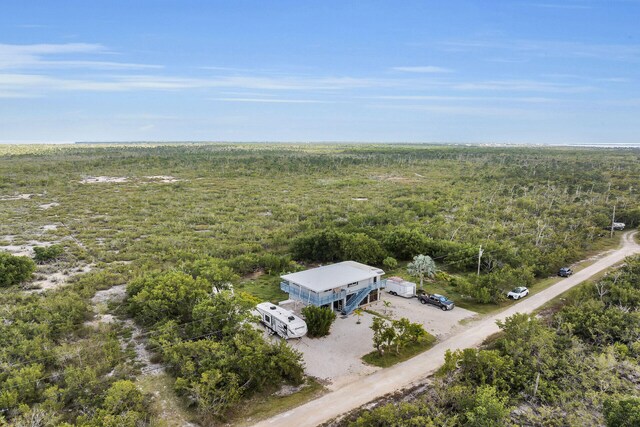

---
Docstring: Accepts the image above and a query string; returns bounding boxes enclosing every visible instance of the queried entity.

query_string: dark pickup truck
[558,267,573,277]
[418,293,455,311]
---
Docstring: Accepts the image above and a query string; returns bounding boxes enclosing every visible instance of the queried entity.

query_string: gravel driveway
[284,294,475,390]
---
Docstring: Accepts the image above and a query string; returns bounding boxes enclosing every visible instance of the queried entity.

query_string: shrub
[301,305,336,337]
[0,252,36,287]
[33,245,64,263]
[383,256,398,270]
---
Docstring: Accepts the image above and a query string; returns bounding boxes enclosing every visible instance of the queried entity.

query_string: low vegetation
[1,143,639,425]
[33,244,65,263]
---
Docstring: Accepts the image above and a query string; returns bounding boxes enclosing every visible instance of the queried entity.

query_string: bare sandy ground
[80,175,182,184]
[254,231,640,427]
[279,296,474,391]
[80,176,129,183]
[0,193,41,201]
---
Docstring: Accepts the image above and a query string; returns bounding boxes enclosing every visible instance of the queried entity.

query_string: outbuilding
[280,261,385,314]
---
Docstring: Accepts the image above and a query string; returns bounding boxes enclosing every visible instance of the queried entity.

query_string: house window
[347,282,358,288]
[373,276,378,283]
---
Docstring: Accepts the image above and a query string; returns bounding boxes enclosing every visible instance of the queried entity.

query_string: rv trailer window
[264,315,270,323]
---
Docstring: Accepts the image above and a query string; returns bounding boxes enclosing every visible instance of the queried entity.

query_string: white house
[280,261,385,314]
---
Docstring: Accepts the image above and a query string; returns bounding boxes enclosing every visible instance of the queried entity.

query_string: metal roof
[281,261,384,293]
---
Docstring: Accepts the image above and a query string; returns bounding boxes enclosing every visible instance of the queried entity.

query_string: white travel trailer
[385,276,416,298]
[256,302,308,339]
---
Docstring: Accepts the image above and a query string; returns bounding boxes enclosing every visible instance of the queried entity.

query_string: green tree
[383,256,398,271]
[603,397,640,427]
[301,305,336,337]
[127,270,210,326]
[183,257,238,293]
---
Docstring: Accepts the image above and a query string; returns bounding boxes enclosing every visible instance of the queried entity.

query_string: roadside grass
[362,335,437,368]
[136,373,198,427]
[532,260,626,316]
[229,377,325,426]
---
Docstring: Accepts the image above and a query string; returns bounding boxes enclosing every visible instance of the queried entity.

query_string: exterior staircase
[341,285,373,315]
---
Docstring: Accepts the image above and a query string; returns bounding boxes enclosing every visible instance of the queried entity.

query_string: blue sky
[1,1,639,143]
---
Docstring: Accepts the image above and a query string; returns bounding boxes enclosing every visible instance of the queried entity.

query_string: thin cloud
[372,95,557,103]
[392,66,453,73]
[0,43,161,70]
[452,79,593,93]
[212,97,329,103]
[440,39,640,61]
[0,72,402,95]
[367,103,539,118]
[528,3,592,9]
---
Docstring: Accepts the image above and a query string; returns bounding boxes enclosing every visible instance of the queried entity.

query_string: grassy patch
[362,335,437,368]
[235,274,288,302]
[363,308,394,321]
[136,373,197,427]
[230,378,325,426]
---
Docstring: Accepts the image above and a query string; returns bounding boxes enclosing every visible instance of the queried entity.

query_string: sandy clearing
[0,193,40,201]
[38,202,60,210]
[144,175,181,183]
[80,176,129,184]
[27,264,93,292]
[0,240,53,257]
[254,231,640,427]
[91,284,127,305]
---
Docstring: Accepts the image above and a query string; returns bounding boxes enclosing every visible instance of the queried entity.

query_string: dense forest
[1,144,639,425]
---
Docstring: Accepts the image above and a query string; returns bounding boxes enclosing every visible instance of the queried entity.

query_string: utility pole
[610,204,616,238]
[477,244,484,276]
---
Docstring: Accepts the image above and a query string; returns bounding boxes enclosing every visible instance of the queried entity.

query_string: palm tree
[354,308,363,324]
[407,254,437,290]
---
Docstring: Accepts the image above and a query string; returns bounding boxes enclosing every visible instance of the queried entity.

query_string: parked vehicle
[507,286,529,300]
[256,302,307,339]
[612,222,625,230]
[418,293,455,311]
[385,276,416,298]
[558,267,573,277]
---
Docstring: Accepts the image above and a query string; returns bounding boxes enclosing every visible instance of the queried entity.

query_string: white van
[256,302,308,339]
[385,276,416,298]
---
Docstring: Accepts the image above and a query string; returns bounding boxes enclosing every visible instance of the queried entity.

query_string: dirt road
[254,231,639,427]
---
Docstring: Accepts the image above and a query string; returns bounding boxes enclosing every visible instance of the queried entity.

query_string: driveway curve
[254,231,640,427]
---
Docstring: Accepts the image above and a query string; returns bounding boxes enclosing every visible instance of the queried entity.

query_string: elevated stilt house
[280,261,386,315]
